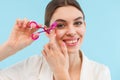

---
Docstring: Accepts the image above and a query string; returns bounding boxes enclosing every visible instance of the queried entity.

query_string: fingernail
[62,43,65,46]
[23,23,26,28]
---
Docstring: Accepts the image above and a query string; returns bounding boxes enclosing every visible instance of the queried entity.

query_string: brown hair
[44,0,85,27]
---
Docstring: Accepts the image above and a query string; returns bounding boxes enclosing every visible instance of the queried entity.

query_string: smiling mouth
[63,38,79,46]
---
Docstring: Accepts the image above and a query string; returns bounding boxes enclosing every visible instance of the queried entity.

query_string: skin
[42,6,86,80]
[0,18,40,61]
[0,5,86,80]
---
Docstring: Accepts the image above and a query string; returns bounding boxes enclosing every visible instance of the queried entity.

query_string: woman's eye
[56,24,65,29]
[74,21,83,26]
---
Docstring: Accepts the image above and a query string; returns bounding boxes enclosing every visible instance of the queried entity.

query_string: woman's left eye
[74,21,83,26]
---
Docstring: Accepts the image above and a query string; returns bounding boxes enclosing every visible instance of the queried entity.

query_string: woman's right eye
[56,24,65,29]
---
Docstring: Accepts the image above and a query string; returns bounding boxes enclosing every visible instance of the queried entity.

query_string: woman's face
[50,6,86,53]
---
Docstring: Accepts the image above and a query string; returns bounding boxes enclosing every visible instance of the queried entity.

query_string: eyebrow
[55,17,83,22]
[74,17,83,21]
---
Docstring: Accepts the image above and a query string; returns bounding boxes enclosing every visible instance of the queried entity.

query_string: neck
[68,50,82,71]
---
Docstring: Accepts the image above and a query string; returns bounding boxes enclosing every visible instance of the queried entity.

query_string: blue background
[0,0,120,80]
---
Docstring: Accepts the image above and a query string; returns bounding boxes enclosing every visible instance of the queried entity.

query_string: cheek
[77,27,86,36]
[55,30,65,40]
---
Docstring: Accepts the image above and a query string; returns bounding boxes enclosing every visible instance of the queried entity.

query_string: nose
[66,26,76,37]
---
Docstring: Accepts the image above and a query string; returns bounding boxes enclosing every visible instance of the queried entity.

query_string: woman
[0,0,111,80]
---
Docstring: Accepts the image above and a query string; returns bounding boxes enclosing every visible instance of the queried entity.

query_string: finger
[11,19,23,36]
[48,29,57,44]
[15,19,23,30]
[16,19,25,32]
[43,43,59,61]
[19,19,24,29]
[16,18,22,27]
[42,49,51,63]
[42,50,47,58]
[23,18,31,33]
[31,24,42,32]
[42,44,52,58]
[59,41,68,57]
[44,43,51,55]
[23,18,29,28]
[48,30,61,53]
[28,24,42,34]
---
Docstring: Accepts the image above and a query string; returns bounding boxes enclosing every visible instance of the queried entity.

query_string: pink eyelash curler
[29,21,57,40]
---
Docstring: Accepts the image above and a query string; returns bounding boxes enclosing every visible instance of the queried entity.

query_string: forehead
[50,6,83,24]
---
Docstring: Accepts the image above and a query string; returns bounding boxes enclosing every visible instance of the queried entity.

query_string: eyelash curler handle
[44,22,58,34]
[31,32,40,40]
[30,21,57,40]
[28,21,42,29]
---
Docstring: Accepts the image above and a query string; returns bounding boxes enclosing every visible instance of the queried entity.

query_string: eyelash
[56,21,83,29]
[74,21,83,26]
[56,23,65,29]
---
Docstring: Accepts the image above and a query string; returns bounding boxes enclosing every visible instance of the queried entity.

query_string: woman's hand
[0,18,40,61]
[42,30,70,80]
[6,18,39,51]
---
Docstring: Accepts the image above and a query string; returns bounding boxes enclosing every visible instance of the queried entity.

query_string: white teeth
[65,40,77,44]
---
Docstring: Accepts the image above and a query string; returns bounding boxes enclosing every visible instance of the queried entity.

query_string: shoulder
[88,59,110,74]
[89,59,111,80]
[80,50,111,80]
[83,55,111,80]
[0,55,45,79]
[0,55,43,73]
[16,55,44,70]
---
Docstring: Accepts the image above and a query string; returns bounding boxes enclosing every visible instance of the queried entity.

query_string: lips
[63,38,79,46]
